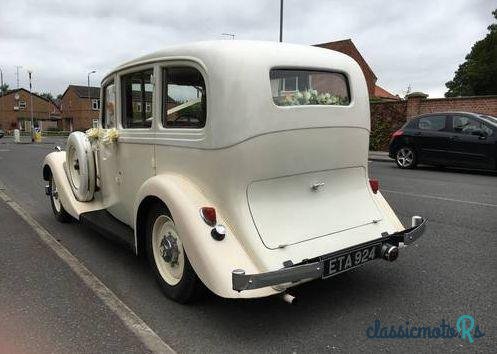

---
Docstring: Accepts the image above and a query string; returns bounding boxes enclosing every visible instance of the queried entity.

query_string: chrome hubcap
[397,148,414,167]
[159,233,179,265]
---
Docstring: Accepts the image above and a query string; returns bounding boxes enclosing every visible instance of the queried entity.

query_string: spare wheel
[66,131,96,201]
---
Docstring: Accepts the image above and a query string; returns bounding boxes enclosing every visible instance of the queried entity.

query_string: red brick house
[0,88,61,132]
[60,85,101,131]
[314,39,398,101]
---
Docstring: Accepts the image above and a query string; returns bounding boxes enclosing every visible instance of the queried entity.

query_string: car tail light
[200,207,217,226]
[369,179,379,194]
[391,130,403,139]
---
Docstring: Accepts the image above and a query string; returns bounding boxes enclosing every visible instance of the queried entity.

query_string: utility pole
[28,70,34,142]
[87,70,96,120]
[15,65,22,89]
[0,67,3,125]
[279,0,284,42]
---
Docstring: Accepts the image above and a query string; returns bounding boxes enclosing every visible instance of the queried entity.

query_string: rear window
[418,115,446,131]
[270,69,350,106]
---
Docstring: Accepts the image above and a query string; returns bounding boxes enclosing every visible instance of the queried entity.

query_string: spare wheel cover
[66,132,95,201]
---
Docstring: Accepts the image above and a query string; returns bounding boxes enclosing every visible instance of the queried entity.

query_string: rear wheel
[395,146,417,169]
[49,175,72,223]
[146,203,202,303]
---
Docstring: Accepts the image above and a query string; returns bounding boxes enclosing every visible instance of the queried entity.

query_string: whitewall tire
[66,131,95,201]
[146,202,202,303]
[49,175,72,223]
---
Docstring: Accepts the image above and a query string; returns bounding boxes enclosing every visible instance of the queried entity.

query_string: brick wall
[60,87,100,131]
[0,89,61,132]
[407,95,497,118]
[370,94,497,151]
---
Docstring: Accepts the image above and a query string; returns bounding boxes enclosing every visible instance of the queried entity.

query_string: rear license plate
[322,243,380,278]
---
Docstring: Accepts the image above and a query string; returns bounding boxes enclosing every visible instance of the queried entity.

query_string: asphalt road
[0,137,495,353]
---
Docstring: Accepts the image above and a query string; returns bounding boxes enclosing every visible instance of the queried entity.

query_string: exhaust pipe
[381,243,399,262]
[281,293,297,305]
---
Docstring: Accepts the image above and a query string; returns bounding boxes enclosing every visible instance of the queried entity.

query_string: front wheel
[146,203,202,303]
[395,146,417,169]
[49,175,72,223]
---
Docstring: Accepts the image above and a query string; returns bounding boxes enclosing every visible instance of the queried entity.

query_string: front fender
[134,174,278,299]
[42,151,104,219]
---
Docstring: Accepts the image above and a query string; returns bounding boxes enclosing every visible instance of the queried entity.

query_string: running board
[79,210,135,252]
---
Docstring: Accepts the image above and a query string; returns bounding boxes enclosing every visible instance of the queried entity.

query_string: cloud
[0,0,495,97]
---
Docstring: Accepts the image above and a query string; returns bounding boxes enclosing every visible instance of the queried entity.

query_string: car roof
[101,40,357,83]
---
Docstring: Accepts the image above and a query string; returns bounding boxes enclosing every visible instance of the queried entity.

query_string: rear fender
[134,175,278,299]
[42,151,104,219]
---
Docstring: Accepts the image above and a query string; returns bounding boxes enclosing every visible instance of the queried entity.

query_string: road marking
[382,189,497,208]
[0,188,176,354]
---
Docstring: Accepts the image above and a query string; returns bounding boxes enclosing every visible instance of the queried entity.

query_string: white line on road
[0,188,176,354]
[382,189,497,208]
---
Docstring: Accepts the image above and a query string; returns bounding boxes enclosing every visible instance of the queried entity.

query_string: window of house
[270,69,350,106]
[91,99,100,111]
[163,67,206,128]
[102,81,116,128]
[121,69,153,128]
[418,115,446,131]
[453,115,493,136]
[19,100,26,109]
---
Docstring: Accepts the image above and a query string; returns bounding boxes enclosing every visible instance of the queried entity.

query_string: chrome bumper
[232,216,427,292]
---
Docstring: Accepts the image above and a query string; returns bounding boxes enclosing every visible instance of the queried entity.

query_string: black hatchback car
[389,112,497,170]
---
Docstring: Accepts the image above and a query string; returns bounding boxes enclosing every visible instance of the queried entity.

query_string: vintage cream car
[42,41,426,303]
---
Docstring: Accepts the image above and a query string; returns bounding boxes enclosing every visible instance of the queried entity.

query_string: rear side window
[270,69,350,106]
[163,67,206,128]
[418,115,446,131]
[121,69,153,128]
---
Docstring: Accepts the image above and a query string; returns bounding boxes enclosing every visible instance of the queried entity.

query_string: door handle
[449,136,459,141]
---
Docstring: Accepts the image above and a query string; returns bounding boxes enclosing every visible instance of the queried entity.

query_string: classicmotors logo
[366,315,485,343]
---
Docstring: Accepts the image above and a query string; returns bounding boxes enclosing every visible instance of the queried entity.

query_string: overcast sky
[1,0,495,98]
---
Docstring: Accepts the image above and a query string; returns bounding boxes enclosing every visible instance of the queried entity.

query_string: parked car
[42,41,426,303]
[0,129,4,139]
[389,112,497,170]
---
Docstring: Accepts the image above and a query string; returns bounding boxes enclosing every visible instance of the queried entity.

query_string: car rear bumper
[232,216,426,292]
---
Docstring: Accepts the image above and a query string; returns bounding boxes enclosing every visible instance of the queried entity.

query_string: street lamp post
[279,0,284,42]
[28,70,34,142]
[87,70,96,120]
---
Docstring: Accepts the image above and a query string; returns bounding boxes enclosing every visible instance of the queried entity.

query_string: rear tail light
[369,179,379,194]
[391,130,404,140]
[200,207,217,226]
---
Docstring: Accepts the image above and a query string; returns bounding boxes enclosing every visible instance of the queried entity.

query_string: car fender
[134,174,278,299]
[42,151,104,219]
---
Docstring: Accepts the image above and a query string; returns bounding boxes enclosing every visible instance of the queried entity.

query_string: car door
[413,114,451,164]
[99,67,156,226]
[446,114,496,169]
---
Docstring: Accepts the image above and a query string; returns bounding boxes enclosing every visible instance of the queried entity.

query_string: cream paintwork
[43,151,104,219]
[43,41,405,299]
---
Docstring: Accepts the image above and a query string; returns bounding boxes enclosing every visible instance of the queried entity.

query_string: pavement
[0,139,495,353]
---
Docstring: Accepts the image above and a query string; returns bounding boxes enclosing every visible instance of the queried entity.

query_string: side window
[418,115,446,131]
[102,81,115,128]
[163,67,206,128]
[453,115,493,136]
[121,69,153,129]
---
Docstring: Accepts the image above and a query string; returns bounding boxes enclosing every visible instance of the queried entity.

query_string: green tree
[0,83,8,93]
[38,92,54,101]
[445,9,497,97]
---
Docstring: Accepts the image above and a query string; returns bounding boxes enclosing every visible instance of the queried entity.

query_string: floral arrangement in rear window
[275,89,349,106]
